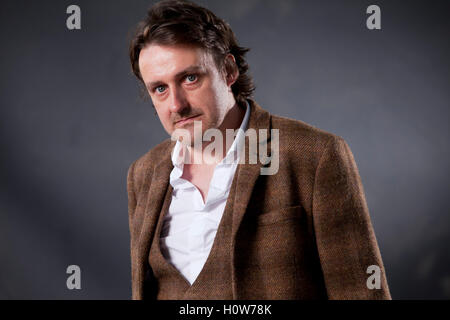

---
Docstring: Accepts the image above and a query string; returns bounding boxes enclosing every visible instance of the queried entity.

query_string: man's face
[138,43,235,144]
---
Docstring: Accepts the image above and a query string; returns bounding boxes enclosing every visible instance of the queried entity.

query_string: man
[127,0,391,300]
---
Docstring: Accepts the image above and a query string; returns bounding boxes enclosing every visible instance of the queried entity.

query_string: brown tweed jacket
[127,99,391,300]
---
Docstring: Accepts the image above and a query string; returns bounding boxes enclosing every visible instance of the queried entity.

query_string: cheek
[154,106,173,131]
[209,77,230,111]
[199,81,225,108]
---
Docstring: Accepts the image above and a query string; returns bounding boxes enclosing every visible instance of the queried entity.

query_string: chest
[181,163,216,201]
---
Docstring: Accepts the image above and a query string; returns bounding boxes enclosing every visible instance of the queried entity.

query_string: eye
[155,85,166,93]
[186,74,197,82]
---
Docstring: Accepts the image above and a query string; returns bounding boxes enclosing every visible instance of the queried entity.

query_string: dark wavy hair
[129,0,255,108]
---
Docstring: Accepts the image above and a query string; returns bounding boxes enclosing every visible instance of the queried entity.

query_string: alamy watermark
[366,5,381,30]
[171,121,279,175]
[66,264,81,290]
[366,265,381,289]
[66,5,81,30]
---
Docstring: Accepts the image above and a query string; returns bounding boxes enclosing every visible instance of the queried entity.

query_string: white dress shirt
[159,101,250,285]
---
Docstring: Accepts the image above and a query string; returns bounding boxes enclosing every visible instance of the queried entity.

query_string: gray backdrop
[1,0,449,299]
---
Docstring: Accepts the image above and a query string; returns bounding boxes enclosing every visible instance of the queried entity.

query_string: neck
[188,101,246,165]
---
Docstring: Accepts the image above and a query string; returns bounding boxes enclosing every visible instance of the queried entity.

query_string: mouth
[175,114,201,126]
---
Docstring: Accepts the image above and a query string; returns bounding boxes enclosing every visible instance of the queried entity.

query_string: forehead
[138,44,215,82]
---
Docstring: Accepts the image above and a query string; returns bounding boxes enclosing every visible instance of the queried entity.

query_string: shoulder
[127,138,173,190]
[132,137,173,169]
[270,113,346,161]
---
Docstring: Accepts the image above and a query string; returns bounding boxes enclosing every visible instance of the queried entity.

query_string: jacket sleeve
[127,160,139,299]
[127,160,138,224]
[312,136,391,299]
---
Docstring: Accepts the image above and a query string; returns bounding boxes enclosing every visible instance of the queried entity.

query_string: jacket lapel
[135,140,175,299]
[229,100,272,298]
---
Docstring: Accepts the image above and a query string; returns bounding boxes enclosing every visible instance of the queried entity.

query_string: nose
[168,85,188,114]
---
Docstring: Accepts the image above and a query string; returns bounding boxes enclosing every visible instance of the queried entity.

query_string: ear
[224,54,239,87]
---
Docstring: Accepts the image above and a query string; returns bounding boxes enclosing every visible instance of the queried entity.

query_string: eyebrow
[145,65,204,90]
